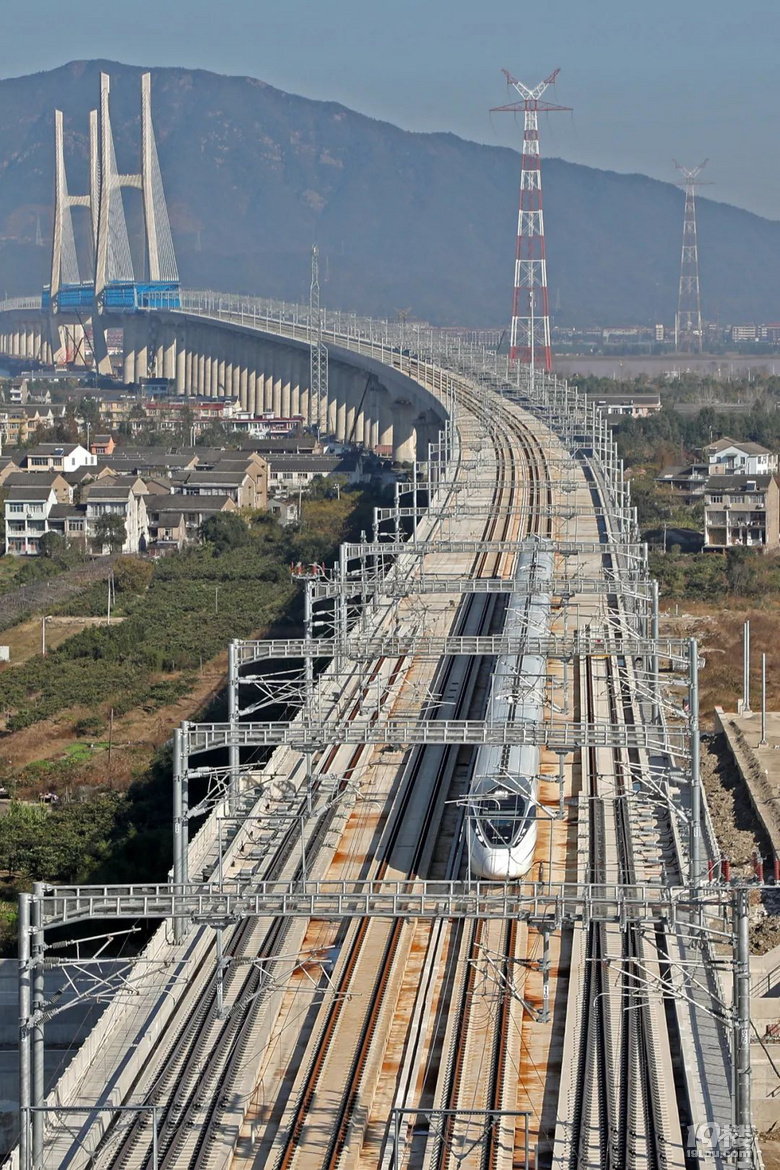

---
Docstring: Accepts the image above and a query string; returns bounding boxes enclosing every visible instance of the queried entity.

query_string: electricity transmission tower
[492,68,570,373]
[674,159,709,353]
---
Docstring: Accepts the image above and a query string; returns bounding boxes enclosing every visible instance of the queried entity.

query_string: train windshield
[474,786,535,847]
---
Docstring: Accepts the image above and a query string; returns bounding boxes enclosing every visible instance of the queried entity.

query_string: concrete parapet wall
[713,707,780,864]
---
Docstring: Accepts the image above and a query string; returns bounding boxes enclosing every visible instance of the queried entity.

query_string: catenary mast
[492,69,570,372]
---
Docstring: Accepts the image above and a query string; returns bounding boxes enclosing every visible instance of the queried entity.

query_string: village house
[23,442,97,474]
[703,474,780,552]
[704,437,779,477]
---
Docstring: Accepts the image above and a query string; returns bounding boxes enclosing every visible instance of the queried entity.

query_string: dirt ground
[663,602,780,952]
[762,1139,780,1169]
[661,602,780,725]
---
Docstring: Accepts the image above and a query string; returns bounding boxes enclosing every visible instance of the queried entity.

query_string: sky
[3,0,780,220]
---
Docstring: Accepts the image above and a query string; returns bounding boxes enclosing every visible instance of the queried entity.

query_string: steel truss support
[305,574,654,602]
[34,879,735,932]
[232,633,690,668]
[340,538,647,560]
[182,716,688,756]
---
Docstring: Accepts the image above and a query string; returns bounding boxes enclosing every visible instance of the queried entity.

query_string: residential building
[146,509,188,551]
[47,505,88,545]
[101,449,199,477]
[177,465,266,509]
[90,434,116,456]
[7,379,28,404]
[265,453,364,494]
[704,437,779,477]
[83,480,149,554]
[268,497,300,526]
[63,464,113,494]
[241,434,321,456]
[703,475,780,551]
[4,485,58,555]
[23,442,97,474]
[146,494,236,545]
[0,456,20,486]
[2,471,72,504]
[0,407,30,446]
[656,463,708,502]
[589,391,661,419]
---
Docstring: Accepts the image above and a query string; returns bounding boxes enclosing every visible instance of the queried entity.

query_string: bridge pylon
[45,70,180,375]
[48,107,98,364]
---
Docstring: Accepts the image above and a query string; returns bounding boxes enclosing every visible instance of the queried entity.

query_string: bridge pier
[176,336,186,393]
[392,401,417,463]
[163,330,176,381]
[197,341,205,395]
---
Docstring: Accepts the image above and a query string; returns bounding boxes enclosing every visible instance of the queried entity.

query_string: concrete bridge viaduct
[0,303,446,464]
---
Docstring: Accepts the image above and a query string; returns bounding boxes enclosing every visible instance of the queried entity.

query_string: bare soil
[661,602,780,725]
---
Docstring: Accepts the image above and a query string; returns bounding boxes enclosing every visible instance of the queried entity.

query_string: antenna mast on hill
[491,68,570,373]
[674,159,710,353]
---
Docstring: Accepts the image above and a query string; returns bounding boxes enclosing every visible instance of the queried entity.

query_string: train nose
[475,851,506,879]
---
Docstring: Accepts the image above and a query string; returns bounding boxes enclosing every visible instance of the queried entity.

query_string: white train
[468,539,554,880]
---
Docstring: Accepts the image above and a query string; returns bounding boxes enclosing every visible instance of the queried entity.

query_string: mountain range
[0,58,779,328]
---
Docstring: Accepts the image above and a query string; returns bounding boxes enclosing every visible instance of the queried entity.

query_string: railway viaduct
[0,298,445,463]
[0,294,760,1170]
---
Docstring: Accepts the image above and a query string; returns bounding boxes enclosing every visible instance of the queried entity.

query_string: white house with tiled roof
[704,437,778,477]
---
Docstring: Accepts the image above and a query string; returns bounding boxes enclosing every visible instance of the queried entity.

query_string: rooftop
[4,485,55,501]
[26,442,84,456]
[707,436,773,456]
[706,474,774,491]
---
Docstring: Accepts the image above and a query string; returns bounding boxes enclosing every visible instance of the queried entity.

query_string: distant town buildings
[551,322,780,355]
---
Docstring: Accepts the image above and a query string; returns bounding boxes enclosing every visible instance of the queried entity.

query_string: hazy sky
[4,0,779,219]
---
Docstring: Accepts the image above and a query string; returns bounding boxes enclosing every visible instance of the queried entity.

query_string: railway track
[254,386,551,1170]
[62,367,547,1170]
[552,450,688,1170]
[37,350,712,1170]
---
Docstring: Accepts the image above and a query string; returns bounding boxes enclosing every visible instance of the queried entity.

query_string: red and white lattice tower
[492,69,570,371]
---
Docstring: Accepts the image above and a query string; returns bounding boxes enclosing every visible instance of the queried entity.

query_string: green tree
[113,556,153,594]
[93,513,126,554]
[199,512,251,554]
[78,397,101,430]
[38,531,67,560]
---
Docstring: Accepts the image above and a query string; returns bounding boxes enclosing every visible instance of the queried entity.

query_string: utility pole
[674,160,709,353]
[491,68,571,373]
[172,726,188,944]
[733,886,753,1168]
[689,637,703,891]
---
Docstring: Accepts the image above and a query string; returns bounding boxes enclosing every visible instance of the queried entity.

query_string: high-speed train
[468,538,554,879]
